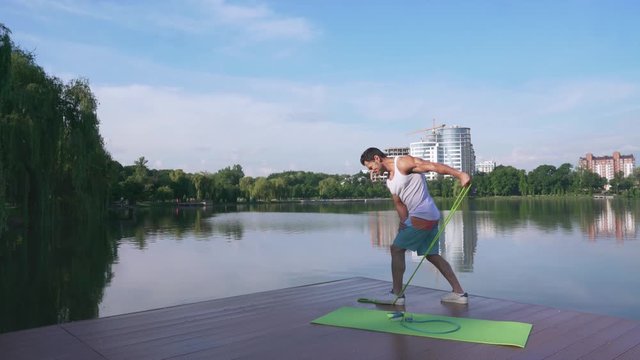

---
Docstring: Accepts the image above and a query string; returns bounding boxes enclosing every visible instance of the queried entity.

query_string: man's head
[360,147,387,175]
[360,147,386,165]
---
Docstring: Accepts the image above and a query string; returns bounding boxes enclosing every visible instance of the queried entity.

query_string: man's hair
[360,147,387,165]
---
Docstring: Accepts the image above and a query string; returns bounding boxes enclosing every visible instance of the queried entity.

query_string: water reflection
[368,211,396,249]
[583,199,637,241]
[367,209,479,272]
[0,219,115,334]
[366,198,637,275]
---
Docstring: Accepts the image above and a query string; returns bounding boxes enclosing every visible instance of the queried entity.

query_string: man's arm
[392,195,409,228]
[398,155,472,187]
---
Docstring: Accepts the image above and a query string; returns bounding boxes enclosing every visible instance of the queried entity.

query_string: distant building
[579,152,636,181]
[410,125,476,180]
[475,160,496,174]
[384,147,409,157]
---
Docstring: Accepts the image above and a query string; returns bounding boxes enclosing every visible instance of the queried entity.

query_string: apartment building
[579,152,636,181]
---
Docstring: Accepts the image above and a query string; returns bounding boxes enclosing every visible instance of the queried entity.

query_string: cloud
[95,84,387,176]
[205,0,318,41]
[13,0,118,21]
[12,0,319,42]
[336,78,640,170]
[93,73,640,176]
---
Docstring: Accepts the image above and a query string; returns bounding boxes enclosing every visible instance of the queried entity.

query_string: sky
[2,0,639,176]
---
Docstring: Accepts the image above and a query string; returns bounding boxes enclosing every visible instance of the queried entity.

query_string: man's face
[363,155,382,176]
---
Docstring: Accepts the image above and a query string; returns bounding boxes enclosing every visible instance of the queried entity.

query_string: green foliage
[239,176,255,201]
[0,27,113,232]
[155,185,173,202]
[609,171,634,195]
[318,177,339,198]
[526,163,575,195]
[489,166,523,196]
[133,156,149,181]
[573,168,607,195]
[107,157,640,204]
[251,177,273,201]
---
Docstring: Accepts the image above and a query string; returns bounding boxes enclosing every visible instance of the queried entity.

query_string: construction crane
[407,121,446,136]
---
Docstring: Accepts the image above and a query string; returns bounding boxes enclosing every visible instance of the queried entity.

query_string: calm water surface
[1,198,639,333]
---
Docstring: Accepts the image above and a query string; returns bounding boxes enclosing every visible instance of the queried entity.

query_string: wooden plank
[74,280,390,359]
[172,284,535,360]
[65,278,384,342]
[64,278,374,337]
[543,317,639,360]
[0,325,105,360]
[579,324,640,360]
[507,315,620,359]
[616,343,640,360]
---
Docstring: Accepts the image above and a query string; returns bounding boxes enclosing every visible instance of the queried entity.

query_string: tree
[528,165,557,195]
[471,172,492,196]
[60,79,112,215]
[554,163,574,195]
[214,165,244,203]
[0,25,10,230]
[573,168,606,194]
[155,185,173,202]
[133,156,149,182]
[252,177,273,201]
[318,177,340,199]
[489,166,522,196]
[270,177,288,200]
[609,171,634,195]
[169,169,191,200]
[239,176,255,202]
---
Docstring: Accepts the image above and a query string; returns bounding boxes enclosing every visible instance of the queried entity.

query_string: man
[360,147,472,305]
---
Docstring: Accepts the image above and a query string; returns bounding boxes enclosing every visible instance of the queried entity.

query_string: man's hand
[459,172,472,187]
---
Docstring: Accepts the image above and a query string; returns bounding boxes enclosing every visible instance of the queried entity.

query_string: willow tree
[0,42,63,229]
[59,79,112,219]
[0,24,10,230]
[0,25,113,233]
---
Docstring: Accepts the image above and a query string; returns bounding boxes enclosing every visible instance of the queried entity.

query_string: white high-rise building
[476,160,496,174]
[410,125,476,180]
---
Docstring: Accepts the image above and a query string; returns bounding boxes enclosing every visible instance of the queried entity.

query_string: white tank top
[386,156,441,222]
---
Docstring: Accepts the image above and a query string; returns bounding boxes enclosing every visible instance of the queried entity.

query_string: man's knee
[390,245,406,255]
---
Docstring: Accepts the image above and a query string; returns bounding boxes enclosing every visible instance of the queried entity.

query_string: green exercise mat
[311,306,532,348]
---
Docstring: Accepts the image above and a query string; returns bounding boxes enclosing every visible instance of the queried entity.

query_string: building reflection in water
[368,211,397,250]
[585,199,637,242]
[368,199,638,274]
[368,210,478,273]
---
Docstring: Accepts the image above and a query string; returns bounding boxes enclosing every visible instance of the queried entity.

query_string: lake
[1,197,639,334]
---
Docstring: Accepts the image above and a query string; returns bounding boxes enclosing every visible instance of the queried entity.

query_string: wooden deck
[2,277,639,359]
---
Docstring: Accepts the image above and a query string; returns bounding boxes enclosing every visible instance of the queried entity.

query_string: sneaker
[441,292,468,304]
[374,291,406,306]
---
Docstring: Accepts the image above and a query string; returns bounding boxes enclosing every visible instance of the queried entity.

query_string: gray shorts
[392,223,440,256]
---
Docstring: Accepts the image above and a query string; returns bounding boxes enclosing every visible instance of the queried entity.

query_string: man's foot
[373,290,405,305]
[441,292,468,304]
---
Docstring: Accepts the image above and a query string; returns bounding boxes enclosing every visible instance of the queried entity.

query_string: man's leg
[426,254,464,294]
[390,245,406,295]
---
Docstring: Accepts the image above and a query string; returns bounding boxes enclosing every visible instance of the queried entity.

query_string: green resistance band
[387,311,461,334]
[392,184,471,305]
